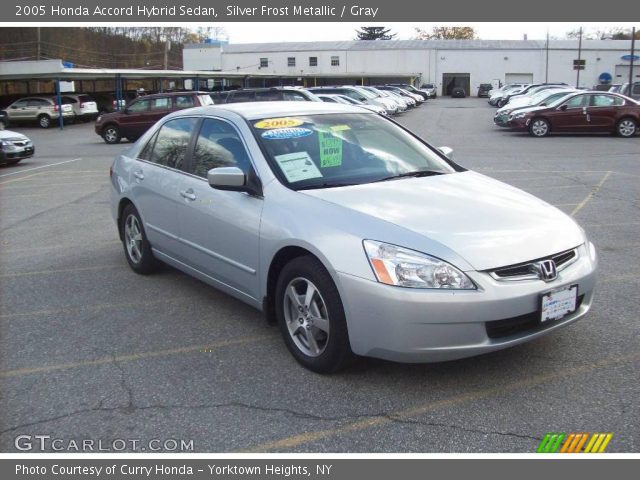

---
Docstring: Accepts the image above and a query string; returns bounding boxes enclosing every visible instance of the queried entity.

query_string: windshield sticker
[254,118,304,129]
[274,151,323,183]
[330,125,351,132]
[319,132,343,168]
[262,127,313,140]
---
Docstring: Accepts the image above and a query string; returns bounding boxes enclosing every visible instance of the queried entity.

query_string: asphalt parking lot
[1,98,638,453]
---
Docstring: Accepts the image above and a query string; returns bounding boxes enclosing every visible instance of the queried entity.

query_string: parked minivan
[95,91,214,144]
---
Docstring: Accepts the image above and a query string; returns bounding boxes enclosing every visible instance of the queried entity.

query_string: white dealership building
[183,39,638,95]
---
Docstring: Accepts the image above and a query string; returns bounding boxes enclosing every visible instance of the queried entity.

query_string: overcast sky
[217,22,637,43]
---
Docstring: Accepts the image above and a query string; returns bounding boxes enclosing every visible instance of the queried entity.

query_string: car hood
[508,104,549,116]
[303,171,584,271]
[0,129,28,141]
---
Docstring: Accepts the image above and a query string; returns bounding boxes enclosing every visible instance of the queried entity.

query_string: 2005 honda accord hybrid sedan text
[110,102,597,373]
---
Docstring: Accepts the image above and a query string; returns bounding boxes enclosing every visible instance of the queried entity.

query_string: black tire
[275,255,354,373]
[0,119,7,130]
[103,124,122,144]
[120,204,159,275]
[616,117,637,138]
[38,114,51,129]
[529,117,551,137]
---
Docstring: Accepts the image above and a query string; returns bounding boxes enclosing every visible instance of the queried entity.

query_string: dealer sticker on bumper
[541,284,578,322]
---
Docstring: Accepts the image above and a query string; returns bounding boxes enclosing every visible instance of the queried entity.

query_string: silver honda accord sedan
[110,102,597,373]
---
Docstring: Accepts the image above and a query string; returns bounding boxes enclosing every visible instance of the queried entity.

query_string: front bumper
[0,144,34,163]
[337,243,597,363]
[507,116,531,131]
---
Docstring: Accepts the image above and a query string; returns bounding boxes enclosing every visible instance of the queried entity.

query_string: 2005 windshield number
[16,5,47,15]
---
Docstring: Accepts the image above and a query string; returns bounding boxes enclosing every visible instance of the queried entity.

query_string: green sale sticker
[319,131,343,168]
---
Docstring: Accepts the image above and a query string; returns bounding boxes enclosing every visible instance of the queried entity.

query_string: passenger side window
[12,100,28,108]
[255,90,281,101]
[174,95,196,109]
[28,99,50,107]
[282,91,307,101]
[127,99,150,112]
[563,95,586,109]
[227,91,255,103]
[150,97,170,111]
[148,117,198,170]
[138,131,158,161]
[191,118,251,179]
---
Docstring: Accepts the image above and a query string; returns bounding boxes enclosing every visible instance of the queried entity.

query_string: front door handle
[180,189,197,201]
[133,170,144,181]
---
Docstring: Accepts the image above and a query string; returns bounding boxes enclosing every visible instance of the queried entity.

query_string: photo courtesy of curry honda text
[110,102,598,373]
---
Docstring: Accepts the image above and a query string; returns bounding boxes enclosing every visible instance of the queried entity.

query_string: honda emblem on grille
[535,259,557,282]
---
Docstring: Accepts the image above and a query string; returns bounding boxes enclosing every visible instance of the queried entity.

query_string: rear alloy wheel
[529,118,550,137]
[121,204,159,274]
[616,118,637,138]
[38,114,51,129]
[103,125,121,144]
[275,256,353,373]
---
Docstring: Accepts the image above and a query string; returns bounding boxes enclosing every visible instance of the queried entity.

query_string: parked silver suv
[2,97,74,128]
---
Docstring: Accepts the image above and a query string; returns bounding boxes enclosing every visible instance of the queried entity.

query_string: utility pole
[545,30,550,83]
[36,27,41,60]
[164,39,171,70]
[629,27,636,95]
[576,27,583,88]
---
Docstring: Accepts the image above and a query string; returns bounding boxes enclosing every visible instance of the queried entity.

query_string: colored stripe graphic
[538,433,612,453]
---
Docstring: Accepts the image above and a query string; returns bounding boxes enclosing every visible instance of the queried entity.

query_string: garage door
[505,73,534,85]
[614,65,640,82]
[442,73,470,96]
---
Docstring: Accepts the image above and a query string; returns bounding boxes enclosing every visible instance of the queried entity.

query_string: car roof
[177,101,371,120]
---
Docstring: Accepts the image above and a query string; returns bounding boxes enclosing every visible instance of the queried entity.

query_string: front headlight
[363,240,476,289]
[513,113,527,119]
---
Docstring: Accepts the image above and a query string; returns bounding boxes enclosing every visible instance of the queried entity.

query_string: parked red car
[95,91,213,144]
[507,92,640,138]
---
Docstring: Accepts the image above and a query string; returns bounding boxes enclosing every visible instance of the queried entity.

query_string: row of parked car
[487,82,640,137]
[94,84,432,144]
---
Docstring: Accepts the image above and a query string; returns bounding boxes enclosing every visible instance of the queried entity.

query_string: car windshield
[251,113,456,190]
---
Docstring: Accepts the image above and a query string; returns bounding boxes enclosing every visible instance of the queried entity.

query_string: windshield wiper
[373,170,446,182]
[298,182,359,190]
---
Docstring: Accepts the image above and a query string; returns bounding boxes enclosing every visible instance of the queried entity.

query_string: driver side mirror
[438,146,454,161]
[559,104,568,111]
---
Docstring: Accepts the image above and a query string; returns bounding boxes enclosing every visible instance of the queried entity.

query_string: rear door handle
[133,171,144,181]
[180,189,197,201]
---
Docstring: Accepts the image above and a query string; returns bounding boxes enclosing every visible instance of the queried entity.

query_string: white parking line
[0,157,83,178]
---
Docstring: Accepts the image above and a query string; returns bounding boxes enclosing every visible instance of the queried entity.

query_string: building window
[309,56,318,67]
[287,57,296,67]
[259,57,268,68]
[331,56,340,66]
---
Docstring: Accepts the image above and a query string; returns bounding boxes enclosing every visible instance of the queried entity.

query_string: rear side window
[148,117,198,170]
[28,99,50,107]
[174,95,196,109]
[198,94,214,106]
[78,95,92,102]
[590,95,623,107]
[191,118,251,178]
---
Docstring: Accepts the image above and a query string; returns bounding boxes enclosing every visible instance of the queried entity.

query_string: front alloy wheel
[529,118,550,137]
[617,118,637,138]
[276,256,353,373]
[103,125,121,144]
[283,277,331,357]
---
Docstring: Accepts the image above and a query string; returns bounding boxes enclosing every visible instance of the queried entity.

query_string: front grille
[486,294,584,339]
[489,248,578,281]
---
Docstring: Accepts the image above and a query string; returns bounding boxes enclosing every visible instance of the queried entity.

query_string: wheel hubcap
[619,120,635,136]
[283,277,330,357]
[105,129,117,142]
[124,215,143,264]
[532,120,548,136]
